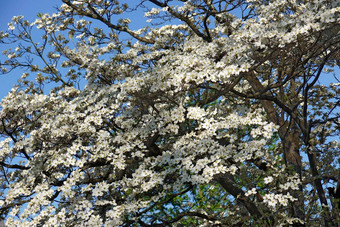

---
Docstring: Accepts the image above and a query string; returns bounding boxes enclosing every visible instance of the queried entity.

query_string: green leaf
[68,30,75,40]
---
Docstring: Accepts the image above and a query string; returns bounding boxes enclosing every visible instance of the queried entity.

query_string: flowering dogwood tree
[0,0,339,226]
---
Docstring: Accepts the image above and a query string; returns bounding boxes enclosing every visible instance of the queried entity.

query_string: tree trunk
[245,74,305,223]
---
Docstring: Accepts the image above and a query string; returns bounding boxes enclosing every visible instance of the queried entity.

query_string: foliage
[0,0,339,226]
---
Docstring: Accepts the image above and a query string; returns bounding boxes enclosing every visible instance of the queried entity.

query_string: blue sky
[0,0,58,99]
[0,0,57,32]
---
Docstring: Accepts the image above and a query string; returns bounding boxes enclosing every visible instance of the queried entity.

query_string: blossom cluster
[0,0,339,226]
